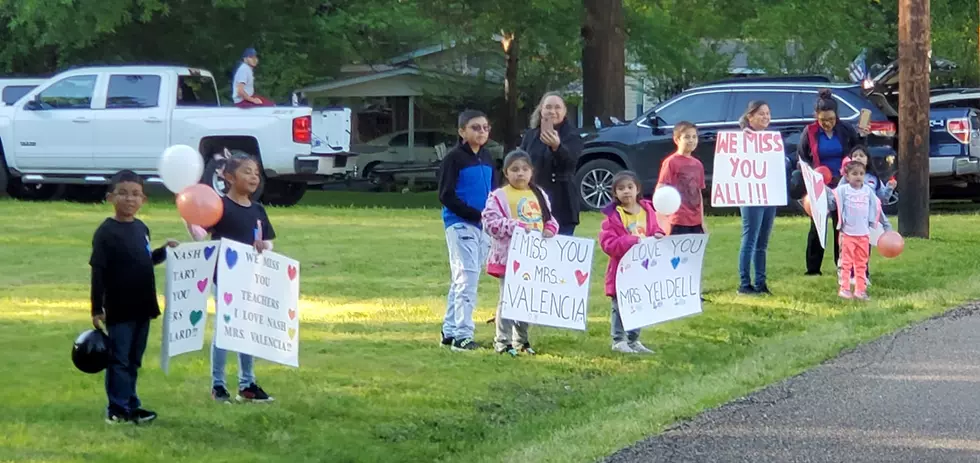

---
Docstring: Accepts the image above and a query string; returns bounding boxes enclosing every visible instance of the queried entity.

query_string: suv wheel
[575,159,623,211]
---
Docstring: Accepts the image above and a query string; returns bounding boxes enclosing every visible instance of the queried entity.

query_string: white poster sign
[799,160,830,248]
[711,130,788,207]
[501,232,595,331]
[614,234,708,331]
[161,241,219,374]
[215,238,301,367]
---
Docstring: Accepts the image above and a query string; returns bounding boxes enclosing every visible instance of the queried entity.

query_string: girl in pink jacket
[599,171,665,354]
[482,150,559,356]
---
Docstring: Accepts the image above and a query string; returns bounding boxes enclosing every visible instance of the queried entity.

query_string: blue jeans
[442,222,490,340]
[610,298,640,343]
[106,319,150,414]
[211,288,255,389]
[739,206,777,288]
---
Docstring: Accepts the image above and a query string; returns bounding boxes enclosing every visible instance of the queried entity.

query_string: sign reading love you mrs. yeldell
[615,234,708,331]
[216,238,301,367]
[161,241,219,374]
[501,232,595,331]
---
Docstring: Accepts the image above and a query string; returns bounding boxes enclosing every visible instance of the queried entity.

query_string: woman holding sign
[736,101,777,295]
[796,89,867,276]
[520,92,584,236]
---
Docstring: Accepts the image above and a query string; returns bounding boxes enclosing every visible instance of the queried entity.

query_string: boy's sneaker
[854,292,871,301]
[612,341,636,353]
[497,345,518,357]
[737,285,757,295]
[212,385,232,403]
[839,289,854,299]
[627,341,655,354]
[520,343,536,356]
[132,408,157,424]
[451,338,481,352]
[105,410,132,425]
[238,383,274,403]
[440,331,454,347]
[755,284,772,296]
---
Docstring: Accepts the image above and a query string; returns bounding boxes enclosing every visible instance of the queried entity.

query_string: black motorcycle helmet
[72,329,109,374]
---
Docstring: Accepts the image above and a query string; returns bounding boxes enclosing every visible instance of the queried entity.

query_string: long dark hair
[610,170,642,205]
[847,145,880,179]
[502,149,552,223]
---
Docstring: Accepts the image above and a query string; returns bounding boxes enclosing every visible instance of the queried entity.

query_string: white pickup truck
[0,65,349,206]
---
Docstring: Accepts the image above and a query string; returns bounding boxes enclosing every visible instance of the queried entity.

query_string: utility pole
[897,0,931,238]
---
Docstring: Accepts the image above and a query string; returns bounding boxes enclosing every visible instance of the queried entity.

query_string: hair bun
[818,88,833,99]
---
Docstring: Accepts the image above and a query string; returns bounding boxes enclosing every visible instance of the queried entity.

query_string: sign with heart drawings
[215,238,301,367]
[800,160,830,249]
[615,234,708,331]
[500,232,595,331]
[161,241,220,374]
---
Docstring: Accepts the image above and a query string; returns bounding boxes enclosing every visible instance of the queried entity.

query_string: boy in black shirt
[90,170,177,424]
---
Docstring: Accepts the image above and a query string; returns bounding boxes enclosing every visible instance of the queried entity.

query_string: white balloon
[653,186,682,215]
[158,145,204,193]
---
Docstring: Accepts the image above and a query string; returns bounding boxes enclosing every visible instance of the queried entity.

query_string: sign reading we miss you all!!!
[161,241,219,374]
[216,238,301,367]
[615,234,708,331]
[711,130,788,207]
[501,232,595,331]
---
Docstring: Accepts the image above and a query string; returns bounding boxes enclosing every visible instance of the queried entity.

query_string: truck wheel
[0,153,9,198]
[64,185,107,203]
[575,159,623,211]
[7,178,64,201]
[200,149,265,200]
[261,179,306,207]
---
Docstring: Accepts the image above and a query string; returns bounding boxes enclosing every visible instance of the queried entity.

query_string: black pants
[670,224,705,235]
[106,319,150,414]
[558,223,576,236]
[806,215,840,274]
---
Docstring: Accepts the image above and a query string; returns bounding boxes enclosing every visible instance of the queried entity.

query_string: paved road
[606,303,980,463]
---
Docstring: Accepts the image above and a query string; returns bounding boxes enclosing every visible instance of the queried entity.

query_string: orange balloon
[176,184,224,228]
[877,231,905,258]
[815,166,832,185]
[802,195,812,215]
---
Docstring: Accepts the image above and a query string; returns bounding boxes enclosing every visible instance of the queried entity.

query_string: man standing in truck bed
[233,47,274,108]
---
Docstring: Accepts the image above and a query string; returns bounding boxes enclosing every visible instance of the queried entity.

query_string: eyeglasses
[468,124,491,133]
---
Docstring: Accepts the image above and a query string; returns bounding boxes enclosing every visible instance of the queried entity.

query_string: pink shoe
[854,292,870,301]
[839,289,853,299]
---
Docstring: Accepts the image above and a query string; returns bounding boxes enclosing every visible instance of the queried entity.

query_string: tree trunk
[503,33,520,151]
[897,0,930,238]
[581,0,625,129]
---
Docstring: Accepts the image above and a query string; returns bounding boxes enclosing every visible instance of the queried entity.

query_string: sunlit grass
[1,192,979,462]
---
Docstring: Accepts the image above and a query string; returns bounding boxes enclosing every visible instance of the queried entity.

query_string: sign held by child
[215,238,301,367]
[501,232,595,331]
[161,241,220,374]
[615,234,708,331]
[711,130,788,207]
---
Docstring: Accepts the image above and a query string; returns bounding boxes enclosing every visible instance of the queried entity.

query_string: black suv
[574,78,900,210]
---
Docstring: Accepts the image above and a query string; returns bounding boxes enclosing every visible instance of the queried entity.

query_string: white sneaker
[612,341,636,353]
[628,341,655,354]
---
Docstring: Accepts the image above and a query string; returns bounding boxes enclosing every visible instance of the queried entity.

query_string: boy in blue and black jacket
[437,109,498,352]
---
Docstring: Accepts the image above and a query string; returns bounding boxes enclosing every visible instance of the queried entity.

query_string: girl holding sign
[188,153,276,403]
[482,150,559,356]
[736,101,777,295]
[599,171,665,354]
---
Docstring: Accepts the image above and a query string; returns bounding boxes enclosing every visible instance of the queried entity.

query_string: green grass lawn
[2,191,980,463]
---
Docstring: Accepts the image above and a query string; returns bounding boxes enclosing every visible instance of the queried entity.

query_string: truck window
[177,75,219,107]
[106,75,161,109]
[38,75,97,109]
[2,85,37,105]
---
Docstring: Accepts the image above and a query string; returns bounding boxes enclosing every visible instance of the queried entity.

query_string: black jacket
[520,121,583,227]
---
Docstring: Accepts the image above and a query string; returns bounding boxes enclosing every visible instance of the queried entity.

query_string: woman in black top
[519,92,584,236]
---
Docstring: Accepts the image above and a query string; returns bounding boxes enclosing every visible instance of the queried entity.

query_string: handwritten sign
[711,130,788,207]
[215,238,301,367]
[799,160,830,248]
[160,241,219,374]
[501,232,595,331]
[615,234,708,331]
